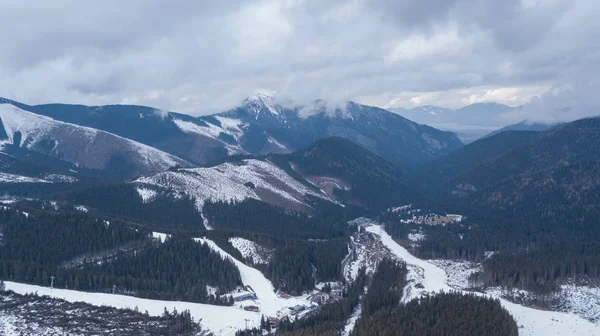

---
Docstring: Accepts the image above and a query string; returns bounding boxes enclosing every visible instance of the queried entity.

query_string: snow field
[4,281,259,336]
[135,159,332,211]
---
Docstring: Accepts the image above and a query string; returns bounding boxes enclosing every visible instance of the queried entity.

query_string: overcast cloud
[0,0,598,122]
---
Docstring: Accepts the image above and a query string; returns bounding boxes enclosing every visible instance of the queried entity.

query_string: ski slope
[366,224,600,336]
[195,238,311,316]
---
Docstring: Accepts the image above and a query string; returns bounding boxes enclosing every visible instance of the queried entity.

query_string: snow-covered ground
[172,117,245,155]
[365,224,600,336]
[75,205,89,213]
[195,237,312,317]
[0,172,50,183]
[151,232,171,243]
[136,187,157,203]
[341,296,362,336]
[229,237,271,264]
[135,159,333,212]
[429,259,482,290]
[0,104,188,172]
[4,281,258,336]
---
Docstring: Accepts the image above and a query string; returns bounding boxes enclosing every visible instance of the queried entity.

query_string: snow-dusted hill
[134,158,334,213]
[0,104,191,178]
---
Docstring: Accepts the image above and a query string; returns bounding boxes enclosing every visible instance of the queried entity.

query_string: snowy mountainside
[134,158,335,213]
[0,104,191,179]
[2,95,462,170]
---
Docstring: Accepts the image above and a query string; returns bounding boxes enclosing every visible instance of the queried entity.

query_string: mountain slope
[0,104,191,179]
[270,137,421,209]
[484,120,560,138]
[393,102,517,142]
[416,131,541,193]
[215,98,463,169]
[135,137,424,215]
[446,118,600,195]
[134,158,333,214]
[1,95,463,170]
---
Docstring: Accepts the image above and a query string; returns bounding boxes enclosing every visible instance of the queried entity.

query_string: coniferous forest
[0,208,240,304]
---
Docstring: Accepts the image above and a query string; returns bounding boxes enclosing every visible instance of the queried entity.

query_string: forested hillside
[351,292,518,336]
[0,208,240,304]
[271,137,422,210]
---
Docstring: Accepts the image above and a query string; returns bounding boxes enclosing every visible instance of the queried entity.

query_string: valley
[1,96,600,335]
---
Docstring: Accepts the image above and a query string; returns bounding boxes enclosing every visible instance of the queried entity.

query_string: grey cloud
[0,0,598,124]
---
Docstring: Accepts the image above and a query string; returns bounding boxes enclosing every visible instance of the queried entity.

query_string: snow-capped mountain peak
[243,93,280,117]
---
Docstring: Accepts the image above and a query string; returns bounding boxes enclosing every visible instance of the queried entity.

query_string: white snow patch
[152,232,171,243]
[0,172,50,183]
[559,284,600,323]
[429,259,482,290]
[229,237,270,264]
[341,296,362,336]
[75,205,89,213]
[206,285,219,297]
[267,135,288,151]
[4,281,261,336]
[136,187,157,203]
[408,232,426,243]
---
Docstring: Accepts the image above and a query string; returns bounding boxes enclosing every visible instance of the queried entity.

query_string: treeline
[73,237,241,304]
[60,183,207,229]
[0,208,149,265]
[206,229,351,295]
[275,268,368,336]
[351,292,518,336]
[203,199,353,239]
[259,239,350,295]
[360,258,408,316]
[0,208,241,304]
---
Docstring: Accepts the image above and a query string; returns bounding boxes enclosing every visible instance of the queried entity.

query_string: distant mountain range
[0,95,463,180]
[392,103,558,143]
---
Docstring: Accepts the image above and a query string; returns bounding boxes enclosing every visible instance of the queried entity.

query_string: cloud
[0,0,598,123]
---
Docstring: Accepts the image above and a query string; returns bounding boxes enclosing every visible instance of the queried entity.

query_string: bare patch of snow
[136,187,157,203]
[75,205,89,213]
[0,172,50,183]
[229,237,271,264]
[407,232,426,243]
[151,232,171,243]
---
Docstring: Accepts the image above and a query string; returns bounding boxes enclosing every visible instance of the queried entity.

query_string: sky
[0,0,599,122]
